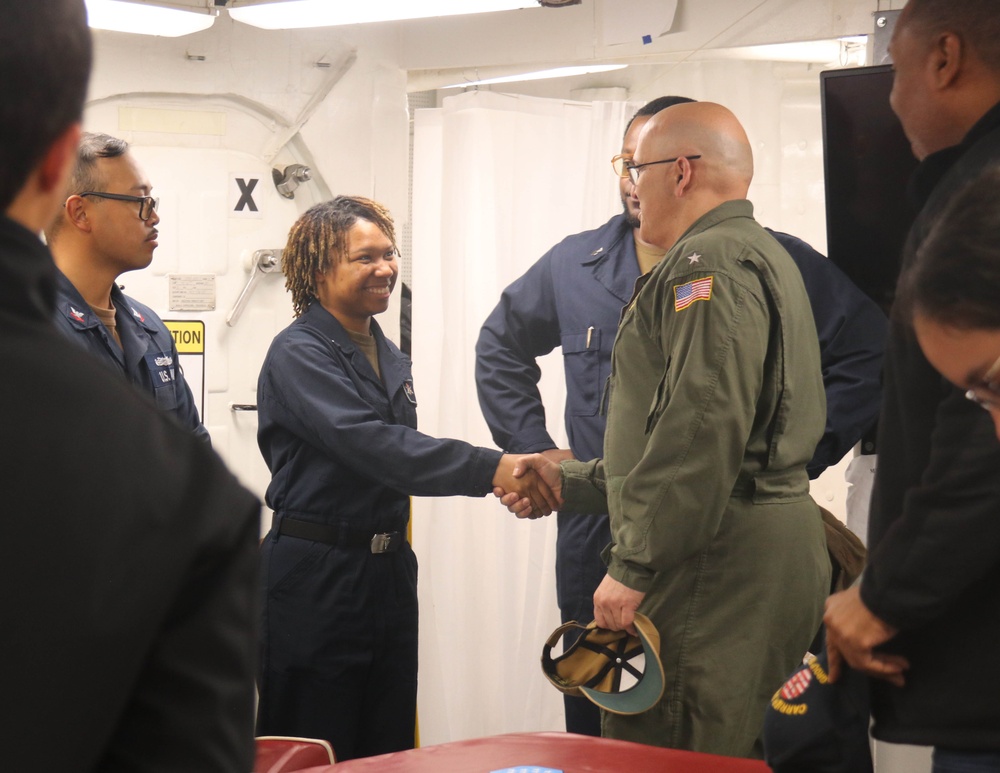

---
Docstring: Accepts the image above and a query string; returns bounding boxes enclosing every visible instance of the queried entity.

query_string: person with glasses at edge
[45,132,207,440]
[476,95,886,736]
[821,3,1000,771]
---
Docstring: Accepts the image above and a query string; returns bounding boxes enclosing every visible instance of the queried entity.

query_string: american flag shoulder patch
[674,275,713,312]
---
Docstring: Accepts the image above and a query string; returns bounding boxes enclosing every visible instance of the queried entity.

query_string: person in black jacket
[0,3,262,770]
[823,1,1000,770]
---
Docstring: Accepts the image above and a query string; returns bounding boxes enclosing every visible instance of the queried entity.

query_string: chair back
[254,735,335,772]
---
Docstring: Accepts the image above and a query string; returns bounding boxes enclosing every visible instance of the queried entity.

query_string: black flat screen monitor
[820,64,920,315]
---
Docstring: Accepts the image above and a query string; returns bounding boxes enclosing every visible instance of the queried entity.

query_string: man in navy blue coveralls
[475,96,888,735]
[46,132,207,440]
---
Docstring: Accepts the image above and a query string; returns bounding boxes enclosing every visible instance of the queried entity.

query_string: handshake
[491,449,572,519]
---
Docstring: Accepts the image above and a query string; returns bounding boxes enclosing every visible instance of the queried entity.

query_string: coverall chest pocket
[144,350,180,411]
[562,329,602,417]
[645,356,671,435]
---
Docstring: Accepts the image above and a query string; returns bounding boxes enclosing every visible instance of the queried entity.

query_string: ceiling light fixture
[228,0,539,30]
[85,0,216,37]
[442,64,627,89]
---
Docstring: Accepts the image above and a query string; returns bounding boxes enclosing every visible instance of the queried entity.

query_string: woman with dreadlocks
[254,196,556,761]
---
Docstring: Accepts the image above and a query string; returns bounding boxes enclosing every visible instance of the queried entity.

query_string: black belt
[276,516,404,554]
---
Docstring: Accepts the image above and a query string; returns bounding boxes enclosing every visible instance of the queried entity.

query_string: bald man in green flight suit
[504,102,830,759]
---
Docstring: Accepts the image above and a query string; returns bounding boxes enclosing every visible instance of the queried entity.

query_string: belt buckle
[370,533,393,554]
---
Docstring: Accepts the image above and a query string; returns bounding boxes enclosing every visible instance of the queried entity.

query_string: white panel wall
[85,21,410,508]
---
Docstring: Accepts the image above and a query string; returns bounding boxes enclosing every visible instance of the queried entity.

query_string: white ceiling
[105,0,904,92]
[138,0,293,7]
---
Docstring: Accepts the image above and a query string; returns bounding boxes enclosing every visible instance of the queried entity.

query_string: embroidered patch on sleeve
[674,276,713,312]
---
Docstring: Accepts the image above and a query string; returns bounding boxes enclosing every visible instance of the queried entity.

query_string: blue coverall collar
[54,269,103,331]
[55,269,160,373]
[579,214,640,305]
[55,269,158,334]
[301,302,410,402]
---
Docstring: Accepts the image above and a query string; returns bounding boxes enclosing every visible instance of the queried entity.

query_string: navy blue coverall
[256,302,501,760]
[52,269,207,440]
[475,212,887,735]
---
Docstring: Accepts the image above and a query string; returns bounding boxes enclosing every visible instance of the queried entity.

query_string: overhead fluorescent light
[700,37,868,66]
[229,0,539,30]
[85,0,216,37]
[442,64,627,89]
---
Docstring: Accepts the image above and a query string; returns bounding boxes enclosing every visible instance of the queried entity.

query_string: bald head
[632,102,754,250]
[641,102,753,197]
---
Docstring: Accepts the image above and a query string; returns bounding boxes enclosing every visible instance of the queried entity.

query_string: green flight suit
[561,200,830,758]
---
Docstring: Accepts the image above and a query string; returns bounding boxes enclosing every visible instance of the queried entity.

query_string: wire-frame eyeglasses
[626,155,702,186]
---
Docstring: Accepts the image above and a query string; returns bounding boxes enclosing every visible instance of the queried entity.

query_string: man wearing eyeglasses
[476,95,692,737]
[46,132,207,440]
[504,101,831,757]
[477,95,885,737]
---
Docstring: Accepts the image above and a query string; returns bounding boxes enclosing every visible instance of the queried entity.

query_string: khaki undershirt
[635,239,667,276]
[348,329,381,380]
[90,303,123,350]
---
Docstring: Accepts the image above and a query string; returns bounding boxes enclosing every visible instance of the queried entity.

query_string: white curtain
[410,90,639,745]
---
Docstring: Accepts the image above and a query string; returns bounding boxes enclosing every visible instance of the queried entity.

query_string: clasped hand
[491,450,568,518]
[823,585,908,686]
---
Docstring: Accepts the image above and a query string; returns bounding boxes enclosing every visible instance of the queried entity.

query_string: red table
[297,732,772,772]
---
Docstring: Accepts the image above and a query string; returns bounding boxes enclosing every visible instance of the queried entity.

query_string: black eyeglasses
[626,155,702,185]
[79,191,159,221]
[965,352,1000,411]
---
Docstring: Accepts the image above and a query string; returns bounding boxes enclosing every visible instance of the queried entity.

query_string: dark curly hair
[283,196,397,317]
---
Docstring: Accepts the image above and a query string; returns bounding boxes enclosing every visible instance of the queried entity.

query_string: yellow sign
[164,320,205,354]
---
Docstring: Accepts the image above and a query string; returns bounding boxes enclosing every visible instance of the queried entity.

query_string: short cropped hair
[283,196,398,317]
[624,96,697,138]
[0,0,92,212]
[69,133,130,196]
[45,133,130,241]
[901,165,1000,330]
[902,0,1000,72]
